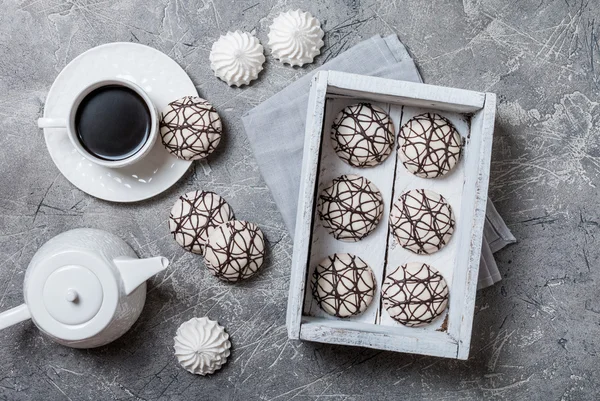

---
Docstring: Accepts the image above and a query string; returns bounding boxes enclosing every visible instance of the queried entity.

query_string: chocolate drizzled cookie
[204,220,265,282]
[311,253,376,317]
[169,191,234,255]
[330,103,395,168]
[318,174,384,242]
[160,96,222,161]
[382,262,449,327]
[398,113,462,178]
[390,189,454,254]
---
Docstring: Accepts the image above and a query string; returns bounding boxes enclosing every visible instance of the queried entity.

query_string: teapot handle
[0,304,31,330]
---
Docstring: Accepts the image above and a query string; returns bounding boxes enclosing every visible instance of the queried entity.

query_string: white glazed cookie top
[160,96,222,161]
[268,9,324,66]
[382,262,449,327]
[311,253,376,317]
[318,174,384,242]
[398,113,462,178]
[204,220,265,282]
[330,103,395,168]
[389,188,455,254]
[169,191,234,255]
[173,317,231,375]
[209,31,265,87]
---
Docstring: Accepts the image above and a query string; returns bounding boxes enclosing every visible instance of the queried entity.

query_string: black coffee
[75,85,151,161]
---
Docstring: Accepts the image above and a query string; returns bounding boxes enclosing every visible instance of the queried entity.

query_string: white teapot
[0,228,168,348]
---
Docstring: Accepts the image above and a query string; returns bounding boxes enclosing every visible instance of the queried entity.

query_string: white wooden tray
[286,71,496,360]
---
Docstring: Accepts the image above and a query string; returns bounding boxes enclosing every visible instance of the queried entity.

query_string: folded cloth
[242,35,515,289]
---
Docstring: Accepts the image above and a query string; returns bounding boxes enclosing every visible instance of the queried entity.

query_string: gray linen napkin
[242,35,515,289]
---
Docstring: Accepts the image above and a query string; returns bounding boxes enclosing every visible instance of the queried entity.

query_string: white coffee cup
[38,78,159,168]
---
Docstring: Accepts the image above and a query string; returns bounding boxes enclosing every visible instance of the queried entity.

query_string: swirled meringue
[209,31,265,87]
[268,10,324,66]
[174,317,231,375]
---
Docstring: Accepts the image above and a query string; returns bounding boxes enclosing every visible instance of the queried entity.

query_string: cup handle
[38,118,67,129]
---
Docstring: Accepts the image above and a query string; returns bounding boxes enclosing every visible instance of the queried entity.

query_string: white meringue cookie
[268,10,324,67]
[174,317,231,376]
[209,31,265,87]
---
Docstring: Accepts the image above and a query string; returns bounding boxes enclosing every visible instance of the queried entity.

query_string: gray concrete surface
[0,0,598,399]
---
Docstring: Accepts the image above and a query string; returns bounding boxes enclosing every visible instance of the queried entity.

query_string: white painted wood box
[286,70,496,360]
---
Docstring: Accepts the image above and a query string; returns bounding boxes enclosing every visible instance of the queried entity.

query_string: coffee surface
[75,85,151,161]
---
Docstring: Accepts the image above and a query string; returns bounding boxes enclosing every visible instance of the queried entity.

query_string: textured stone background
[0,0,599,399]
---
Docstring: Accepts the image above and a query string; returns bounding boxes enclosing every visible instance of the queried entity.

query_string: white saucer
[42,42,196,202]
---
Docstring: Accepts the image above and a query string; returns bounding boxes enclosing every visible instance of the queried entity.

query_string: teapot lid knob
[65,289,78,303]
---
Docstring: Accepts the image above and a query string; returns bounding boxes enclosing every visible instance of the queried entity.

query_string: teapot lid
[24,250,119,342]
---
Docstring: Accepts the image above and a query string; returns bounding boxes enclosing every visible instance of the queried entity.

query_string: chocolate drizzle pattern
[204,220,265,282]
[160,96,222,161]
[382,262,449,327]
[330,103,395,168]
[398,113,462,178]
[318,174,384,242]
[311,253,376,317]
[169,191,234,255]
[390,189,455,254]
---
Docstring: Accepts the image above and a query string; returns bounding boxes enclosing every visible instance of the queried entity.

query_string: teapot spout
[114,256,169,295]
